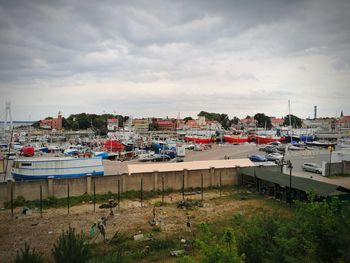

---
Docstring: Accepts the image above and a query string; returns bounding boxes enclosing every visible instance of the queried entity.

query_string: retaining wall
[0,167,239,207]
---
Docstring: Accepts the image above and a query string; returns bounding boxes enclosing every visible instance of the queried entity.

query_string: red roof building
[271,117,284,127]
[186,120,200,129]
[40,112,62,130]
[157,120,176,131]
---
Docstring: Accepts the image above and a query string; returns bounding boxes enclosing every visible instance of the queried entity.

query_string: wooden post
[67,184,70,215]
[10,184,13,219]
[118,180,120,210]
[182,172,185,200]
[161,176,164,203]
[219,174,222,196]
[201,174,204,201]
[93,181,96,212]
[140,178,143,207]
[40,185,43,218]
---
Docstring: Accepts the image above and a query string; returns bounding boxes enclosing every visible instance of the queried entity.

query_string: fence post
[93,181,96,212]
[10,184,13,220]
[161,176,164,204]
[140,178,143,207]
[219,174,222,196]
[67,184,70,215]
[40,185,43,218]
[201,174,204,201]
[118,179,120,210]
[182,173,185,200]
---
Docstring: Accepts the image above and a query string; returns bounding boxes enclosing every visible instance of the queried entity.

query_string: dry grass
[0,188,290,262]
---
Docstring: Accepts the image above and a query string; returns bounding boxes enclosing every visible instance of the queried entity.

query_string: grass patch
[92,231,181,262]
[230,188,261,201]
[4,190,162,210]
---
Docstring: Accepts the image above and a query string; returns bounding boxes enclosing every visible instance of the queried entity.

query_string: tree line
[185,111,302,130]
[33,111,302,133]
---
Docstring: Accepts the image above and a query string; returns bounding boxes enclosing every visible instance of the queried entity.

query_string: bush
[15,242,43,263]
[52,226,91,263]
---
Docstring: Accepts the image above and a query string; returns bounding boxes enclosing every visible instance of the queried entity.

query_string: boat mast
[288,100,292,143]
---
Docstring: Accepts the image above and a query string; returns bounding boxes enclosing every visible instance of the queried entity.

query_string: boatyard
[2,0,350,261]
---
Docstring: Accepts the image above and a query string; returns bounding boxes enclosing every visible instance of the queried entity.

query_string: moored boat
[255,135,286,144]
[305,141,337,148]
[11,157,104,181]
[184,136,215,144]
[223,135,249,143]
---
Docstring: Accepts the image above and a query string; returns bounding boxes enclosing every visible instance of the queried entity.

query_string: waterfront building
[133,118,149,132]
[40,112,62,130]
[107,118,118,131]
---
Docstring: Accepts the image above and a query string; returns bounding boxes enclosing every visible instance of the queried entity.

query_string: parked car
[193,145,203,151]
[169,157,184,163]
[152,154,171,162]
[265,153,284,162]
[267,141,282,146]
[259,145,278,153]
[184,144,195,150]
[249,154,268,162]
[302,163,322,174]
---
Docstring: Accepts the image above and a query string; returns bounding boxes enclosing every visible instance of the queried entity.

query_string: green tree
[283,114,302,128]
[71,121,79,130]
[184,116,193,122]
[52,226,91,263]
[236,214,281,263]
[195,223,242,263]
[254,113,272,129]
[231,116,240,125]
[197,111,232,130]
[149,122,159,131]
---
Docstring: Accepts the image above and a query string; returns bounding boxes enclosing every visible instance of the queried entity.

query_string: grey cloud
[0,0,350,119]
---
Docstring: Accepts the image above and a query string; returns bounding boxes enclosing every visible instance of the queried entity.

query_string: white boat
[11,157,104,181]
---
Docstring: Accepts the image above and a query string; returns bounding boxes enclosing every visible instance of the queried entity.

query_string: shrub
[15,242,43,263]
[52,226,91,263]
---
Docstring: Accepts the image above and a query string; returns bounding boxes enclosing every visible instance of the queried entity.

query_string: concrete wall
[323,161,350,176]
[0,167,239,207]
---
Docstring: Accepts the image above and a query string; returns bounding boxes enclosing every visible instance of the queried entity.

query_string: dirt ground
[0,189,289,262]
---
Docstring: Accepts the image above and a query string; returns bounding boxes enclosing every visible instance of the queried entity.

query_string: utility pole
[288,100,292,143]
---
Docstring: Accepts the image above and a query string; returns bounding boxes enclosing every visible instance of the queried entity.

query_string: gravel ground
[0,189,289,262]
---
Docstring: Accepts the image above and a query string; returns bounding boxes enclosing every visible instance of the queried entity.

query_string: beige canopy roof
[127,158,254,175]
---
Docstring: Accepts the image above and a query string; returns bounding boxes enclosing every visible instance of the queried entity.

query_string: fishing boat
[223,135,249,144]
[255,135,286,144]
[184,136,215,144]
[11,157,104,181]
[305,141,337,148]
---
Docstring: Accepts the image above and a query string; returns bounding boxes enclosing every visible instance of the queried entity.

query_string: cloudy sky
[0,0,349,121]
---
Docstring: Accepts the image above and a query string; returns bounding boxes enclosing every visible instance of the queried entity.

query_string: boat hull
[184,136,214,144]
[11,157,104,181]
[223,135,249,143]
[256,136,286,144]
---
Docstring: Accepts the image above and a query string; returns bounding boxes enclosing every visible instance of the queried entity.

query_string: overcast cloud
[0,0,349,120]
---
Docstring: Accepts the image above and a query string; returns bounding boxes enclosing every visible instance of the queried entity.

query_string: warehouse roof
[128,158,254,175]
[241,166,350,197]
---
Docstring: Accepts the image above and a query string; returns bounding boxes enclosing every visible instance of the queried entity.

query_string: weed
[15,242,43,263]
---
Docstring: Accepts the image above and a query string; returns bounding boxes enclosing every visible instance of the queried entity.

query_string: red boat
[255,135,286,144]
[101,139,125,152]
[184,136,215,144]
[20,146,35,157]
[223,135,249,143]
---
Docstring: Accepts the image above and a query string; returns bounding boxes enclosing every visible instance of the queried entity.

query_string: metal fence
[1,174,226,220]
